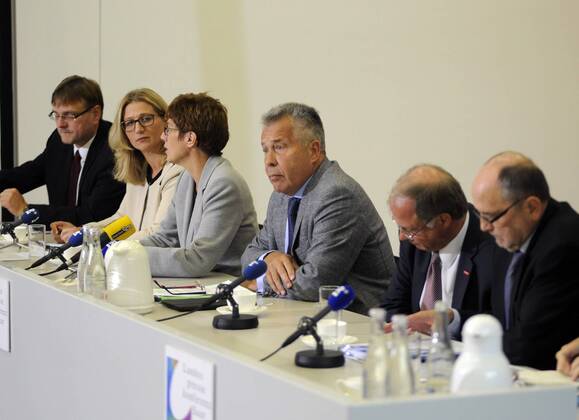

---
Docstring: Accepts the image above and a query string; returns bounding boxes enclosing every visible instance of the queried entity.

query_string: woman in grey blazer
[140,93,258,277]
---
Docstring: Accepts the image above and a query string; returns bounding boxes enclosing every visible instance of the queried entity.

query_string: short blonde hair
[109,88,168,185]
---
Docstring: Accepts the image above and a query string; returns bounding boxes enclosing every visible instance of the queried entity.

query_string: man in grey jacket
[241,103,395,314]
[141,93,257,277]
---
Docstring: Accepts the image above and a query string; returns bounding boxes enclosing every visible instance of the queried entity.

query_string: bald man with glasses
[0,75,125,226]
[383,164,510,338]
[472,151,579,370]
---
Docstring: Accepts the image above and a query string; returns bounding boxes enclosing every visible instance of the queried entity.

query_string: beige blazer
[99,162,183,240]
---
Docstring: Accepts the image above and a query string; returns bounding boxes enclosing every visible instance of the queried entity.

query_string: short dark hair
[498,163,550,202]
[167,93,229,156]
[390,164,468,221]
[51,75,104,111]
[262,102,325,152]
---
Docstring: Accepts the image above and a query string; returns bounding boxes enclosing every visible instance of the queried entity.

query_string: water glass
[27,224,46,257]
[318,285,340,307]
[318,285,342,343]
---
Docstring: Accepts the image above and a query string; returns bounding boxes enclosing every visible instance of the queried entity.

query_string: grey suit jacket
[241,158,395,314]
[141,156,258,277]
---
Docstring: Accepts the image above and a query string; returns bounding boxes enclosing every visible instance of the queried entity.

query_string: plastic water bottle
[77,224,106,299]
[427,301,455,393]
[389,314,415,396]
[362,308,389,399]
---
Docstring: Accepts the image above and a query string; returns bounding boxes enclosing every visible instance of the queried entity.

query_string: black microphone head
[243,260,267,279]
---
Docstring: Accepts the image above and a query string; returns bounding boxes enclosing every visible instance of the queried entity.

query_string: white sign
[0,277,10,352]
[165,345,215,420]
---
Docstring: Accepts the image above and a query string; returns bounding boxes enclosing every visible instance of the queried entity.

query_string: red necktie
[421,252,442,310]
[67,151,81,206]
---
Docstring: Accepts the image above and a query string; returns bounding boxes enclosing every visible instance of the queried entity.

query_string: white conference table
[0,245,576,420]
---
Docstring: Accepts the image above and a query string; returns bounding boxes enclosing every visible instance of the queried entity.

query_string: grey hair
[498,164,550,203]
[262,102,325,152]
[485,151,550,203]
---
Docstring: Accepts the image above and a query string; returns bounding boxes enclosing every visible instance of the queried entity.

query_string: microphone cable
[156,309,199,322]
[259,345,284,362]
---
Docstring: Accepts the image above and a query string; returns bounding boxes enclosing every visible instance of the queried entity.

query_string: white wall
[15,0,579,252]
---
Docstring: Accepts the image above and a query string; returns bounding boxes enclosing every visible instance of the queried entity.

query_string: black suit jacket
[495,199,579,370]
[384,206,510,334]
[0,120,125,226]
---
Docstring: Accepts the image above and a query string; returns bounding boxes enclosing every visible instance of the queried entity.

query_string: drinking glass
[318,285,342,344]
[28,224,46,257]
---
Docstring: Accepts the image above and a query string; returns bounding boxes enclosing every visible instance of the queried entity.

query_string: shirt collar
[438,211,470,266]
[73,136,94,160]
[518,229,535,253]
[291,176,313,199]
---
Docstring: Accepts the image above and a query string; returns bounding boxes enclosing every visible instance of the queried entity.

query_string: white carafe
[451,314,513,393]
[104,240,153,314]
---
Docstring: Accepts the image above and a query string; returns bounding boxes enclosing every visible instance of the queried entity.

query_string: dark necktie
[421,252,442,310]
[67,151,82,206]
[504,250,524,330]
[286,197,301,254]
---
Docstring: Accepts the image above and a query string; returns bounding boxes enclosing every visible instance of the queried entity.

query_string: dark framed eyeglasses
[153,280,202,295]
[121,114,156,132]
[474,198,523,225]
[48,105,95,122]
[163,126,180,137]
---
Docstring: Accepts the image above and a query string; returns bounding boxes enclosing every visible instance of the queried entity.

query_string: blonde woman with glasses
[51,88,183,242]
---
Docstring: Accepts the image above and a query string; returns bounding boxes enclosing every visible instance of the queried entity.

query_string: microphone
[1,208,40,235]
[27,229,83,269]
[261,284,355,368]
[30,216,136,270]
[156,260,268,323]
[101,215,136,241]
[211,260,267,330]
[281,284,355,348]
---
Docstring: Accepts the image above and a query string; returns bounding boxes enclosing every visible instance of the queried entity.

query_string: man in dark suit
[0,75,125,226]
[472,151,579,369]
[241,103,395,314]
[383,164,509,337]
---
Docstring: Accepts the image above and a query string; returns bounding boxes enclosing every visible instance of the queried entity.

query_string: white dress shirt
[419,212,470,335]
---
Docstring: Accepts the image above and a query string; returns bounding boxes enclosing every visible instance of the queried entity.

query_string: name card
[165,345,215,420]
[0,278,10,352]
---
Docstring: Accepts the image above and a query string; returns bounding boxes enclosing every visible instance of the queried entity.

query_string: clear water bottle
[389,314,415,396]
[77,224,106,299]
[362,308,389,399]
[427,300,455,393]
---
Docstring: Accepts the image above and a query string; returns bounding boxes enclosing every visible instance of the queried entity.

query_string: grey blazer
[241,158,395,314]
[141,156,258,277]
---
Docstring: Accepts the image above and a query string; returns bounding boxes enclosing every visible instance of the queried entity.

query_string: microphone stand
[0,229,26,250]
[294,316,345,368]
[212,284,259,330]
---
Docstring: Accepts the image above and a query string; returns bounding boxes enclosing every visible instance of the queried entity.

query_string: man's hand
[263,251,299,295]
[241,279,257,291]
[384,309,454,335]
[0,188,28,217]
[50,221,77,244]
[556,337,579,381]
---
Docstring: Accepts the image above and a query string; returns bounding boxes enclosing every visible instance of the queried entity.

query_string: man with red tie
[383,164,509,338]
[0,75,125,226]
